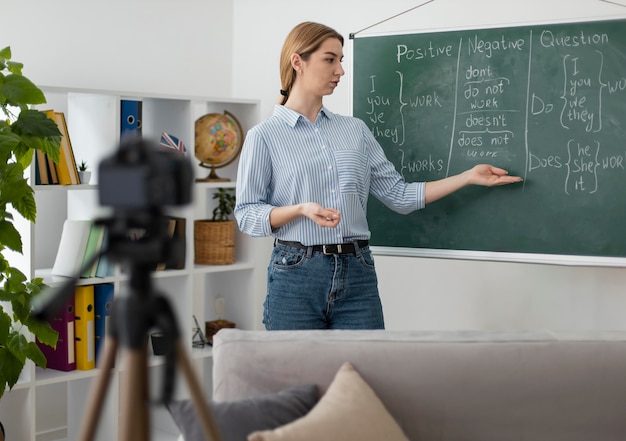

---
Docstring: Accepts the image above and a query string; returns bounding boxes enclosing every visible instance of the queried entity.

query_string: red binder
[36,297,76,371]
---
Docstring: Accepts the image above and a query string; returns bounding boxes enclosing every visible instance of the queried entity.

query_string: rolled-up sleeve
[235,128,275,237]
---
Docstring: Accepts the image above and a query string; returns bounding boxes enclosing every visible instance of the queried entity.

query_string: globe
[194,110,243,181]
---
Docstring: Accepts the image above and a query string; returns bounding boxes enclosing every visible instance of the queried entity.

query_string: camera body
[97,136,193,267]
[99,136,192,209]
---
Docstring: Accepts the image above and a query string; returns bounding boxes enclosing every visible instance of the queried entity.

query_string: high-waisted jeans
[263,241,385,330]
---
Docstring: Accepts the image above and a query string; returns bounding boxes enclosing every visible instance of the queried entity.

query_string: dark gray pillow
[166,383,319,441]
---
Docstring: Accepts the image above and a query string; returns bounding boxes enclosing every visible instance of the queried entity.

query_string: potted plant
[0,46,60,399]
[78,160,91,184]
[194,187,236,264]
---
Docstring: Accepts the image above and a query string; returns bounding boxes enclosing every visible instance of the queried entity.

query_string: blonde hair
[278,22,344,104]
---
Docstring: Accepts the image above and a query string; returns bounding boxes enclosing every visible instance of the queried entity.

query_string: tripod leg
[175,340,223,441]
[119,347,150,441]
[78,336,119,441]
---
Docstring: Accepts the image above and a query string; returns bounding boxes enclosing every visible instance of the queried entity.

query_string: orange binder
[75,285,96,370]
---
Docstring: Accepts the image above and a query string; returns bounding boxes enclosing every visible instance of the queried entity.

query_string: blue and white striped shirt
[235,105,425,246]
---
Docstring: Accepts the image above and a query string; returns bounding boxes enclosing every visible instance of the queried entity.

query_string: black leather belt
[276,239,369,255]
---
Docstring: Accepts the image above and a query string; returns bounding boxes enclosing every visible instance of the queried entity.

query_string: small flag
[160,132,187,156]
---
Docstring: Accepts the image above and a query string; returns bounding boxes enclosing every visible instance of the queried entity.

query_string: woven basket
[194,219,235,264]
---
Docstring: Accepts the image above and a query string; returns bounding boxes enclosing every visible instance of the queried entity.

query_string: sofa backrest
[212,329,626,440]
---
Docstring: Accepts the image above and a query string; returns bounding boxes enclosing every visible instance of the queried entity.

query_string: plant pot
[78,170,91,184]
[194,220,235,264]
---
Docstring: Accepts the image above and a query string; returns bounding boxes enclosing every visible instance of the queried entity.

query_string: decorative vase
[78,170,92,184]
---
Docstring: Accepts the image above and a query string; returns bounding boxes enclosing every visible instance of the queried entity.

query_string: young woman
[235,22,522,330]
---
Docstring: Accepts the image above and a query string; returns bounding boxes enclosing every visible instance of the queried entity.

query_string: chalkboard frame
[351,17,626,267]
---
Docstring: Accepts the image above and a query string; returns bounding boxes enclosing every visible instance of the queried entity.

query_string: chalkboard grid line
[446,37,462,177]
[523,30,534,188]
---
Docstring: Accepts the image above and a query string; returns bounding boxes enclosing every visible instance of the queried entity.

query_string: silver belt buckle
[322,244,342,255]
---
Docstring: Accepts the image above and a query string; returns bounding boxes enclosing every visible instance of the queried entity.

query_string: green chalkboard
[352,18,626,262]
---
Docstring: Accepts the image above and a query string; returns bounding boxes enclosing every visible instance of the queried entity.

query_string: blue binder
[94,283,114,362]
[120,99,142,137]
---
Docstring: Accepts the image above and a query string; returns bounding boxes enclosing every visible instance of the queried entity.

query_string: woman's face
[299,37,345,97]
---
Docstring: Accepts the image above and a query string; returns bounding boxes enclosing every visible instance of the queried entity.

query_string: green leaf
[0,343,24,388]
[7,61,23,76]
[40,137,61,163]
[0,220,23,252]
[0,308,10,343]
[25,341,46,368]
[24,316,57,348]
[1,74,46,106]
[5,331,28,363]
[0,129,21,155]
[13,109,61,138]
[0,46,11,60]
[5,178,36,223]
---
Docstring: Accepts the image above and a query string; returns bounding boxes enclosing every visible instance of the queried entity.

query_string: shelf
[193,261,254,274]
[35,367,101,386]
[33,183,98,192]
[8,86,264,441]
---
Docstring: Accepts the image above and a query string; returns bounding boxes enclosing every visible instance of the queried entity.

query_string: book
[36,296,76,372]
[94,283,114,363]
[44,110,80,185]
[46,153,59,184]
[35,150,49,185]
[81,223,105,278]
[34,153,41,185]
[160,132,187,156]
[74,285,95,370]
[155,218,177,271]
[154,217,186,271]
[52,220,93,278]
[95,229,114,278]
[166,217,186,270]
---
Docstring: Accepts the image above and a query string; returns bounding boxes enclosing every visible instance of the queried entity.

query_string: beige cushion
[247,362,409,441]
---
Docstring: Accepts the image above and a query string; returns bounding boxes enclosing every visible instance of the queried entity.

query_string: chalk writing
[360,25,624,197]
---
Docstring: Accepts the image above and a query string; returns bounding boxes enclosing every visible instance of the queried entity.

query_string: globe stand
[195,166,230,182]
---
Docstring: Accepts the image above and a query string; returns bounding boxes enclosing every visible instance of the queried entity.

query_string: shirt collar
[273,104,333,127]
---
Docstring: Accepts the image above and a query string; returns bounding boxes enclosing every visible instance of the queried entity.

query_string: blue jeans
[263,241,385,330]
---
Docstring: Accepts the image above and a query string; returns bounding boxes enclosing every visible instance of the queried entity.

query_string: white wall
[5,0,626,332]
[3,0,235,97]
[232,0,626,331]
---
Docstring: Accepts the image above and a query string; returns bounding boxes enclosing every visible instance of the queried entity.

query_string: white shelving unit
[3,87,272,441]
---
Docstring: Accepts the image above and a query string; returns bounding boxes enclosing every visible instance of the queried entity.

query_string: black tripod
[76,262,222,441]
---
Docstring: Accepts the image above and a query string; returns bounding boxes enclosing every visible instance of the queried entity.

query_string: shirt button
[328,165,332,170]
[331,189,336,193]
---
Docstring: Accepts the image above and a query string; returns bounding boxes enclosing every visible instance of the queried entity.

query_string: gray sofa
[212,329,626,440]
